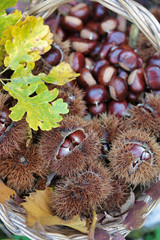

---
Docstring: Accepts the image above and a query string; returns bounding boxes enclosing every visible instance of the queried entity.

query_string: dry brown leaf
[22,187,88,234]
[123,201,148,230]
[112,232,126,240]
[0,180,16,204]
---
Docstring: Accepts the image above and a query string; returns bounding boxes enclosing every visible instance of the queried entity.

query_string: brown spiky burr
[50,162,112,219]
[137,32,156,61]
[57,84,87,117]
[126,94,160,136]
[98,113,125,143]
[108,128,160,186]
[0,144,47,195]
[102,177,131,216]
[0,93,29,157]
[39,115,102,177]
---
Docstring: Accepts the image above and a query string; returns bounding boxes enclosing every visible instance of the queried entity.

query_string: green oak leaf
[2,62,78,130]
[0,10,22,39]
[11,62,78,87]
[0,0,18,12]
[3,82,68,131]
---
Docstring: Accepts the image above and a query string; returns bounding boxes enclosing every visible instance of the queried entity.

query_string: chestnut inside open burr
[56,129,86,159]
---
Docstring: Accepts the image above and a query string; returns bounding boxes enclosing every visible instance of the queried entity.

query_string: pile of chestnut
[43,1,160,117]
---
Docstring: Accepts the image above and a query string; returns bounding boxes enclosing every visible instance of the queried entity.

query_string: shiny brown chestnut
[0,107,11,125]
[99,42,114,59]
[147,54,160,67]
[85,57,94,70]
[92,59,109,78]
[108,47,123,65]
[92,2,108,20]
[86,84,110,104]
[56,26,66,41]
[69,3,90,21]
[98,65,117,87]
[68,52,85,72]
[89,102,107,115]
[85,21,99,32]
[80,28,99,41]
[61,15,83,32]
[117,67,128,81]
[42,46,62,66]
[107,31,127,46]
[145,65,160,90]
[109,76,128,101]
[78,67,96,88]
[68,130,86,145]
[90,42,103,58]
[107,100,128,117]
[70,37,97,54]
[119,49,139,71]
[127,91,142,103]
[127,68,146,94]
[99,17,119,35]
[137,56,144,68]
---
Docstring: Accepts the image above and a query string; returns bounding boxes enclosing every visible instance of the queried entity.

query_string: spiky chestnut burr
[125,94,160,136]
[108,128,160,186]
[0,93,29,157]
[0,144,47,195]
[137,32,155,61]
[39,115,102,177]
[57,84,87,117]
[98,113,125,143]
[101,178,131,216]
[50,162,112,219]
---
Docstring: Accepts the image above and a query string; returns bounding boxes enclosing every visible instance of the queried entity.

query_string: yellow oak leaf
[4,16,53,70]
[0,25,13,46]
[0,45,5,66]
[0,10,22,39]
[22,188,88,234]
[44,62,80,85]
[0,180,16,204]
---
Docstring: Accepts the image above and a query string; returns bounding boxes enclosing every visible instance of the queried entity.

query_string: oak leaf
[4,16,53,70]
[0,10,22,39]
[22,188,88,234]
[44,62,80,85]
[0,0,17,12]
[4,82,68,130]
[123,201,148,230]
[4,63,78,130]
[0,180,16,204]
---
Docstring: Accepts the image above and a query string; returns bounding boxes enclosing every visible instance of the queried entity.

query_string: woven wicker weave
[0,0,160,239]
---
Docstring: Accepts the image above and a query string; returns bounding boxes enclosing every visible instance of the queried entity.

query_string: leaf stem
[88,211,98,240]
[0,66,9,76]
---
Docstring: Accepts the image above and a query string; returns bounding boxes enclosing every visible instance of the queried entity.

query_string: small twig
[88,211,98,240]
[0,67,10,76]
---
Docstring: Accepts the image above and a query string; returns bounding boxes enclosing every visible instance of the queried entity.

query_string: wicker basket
[0,0,160,239]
